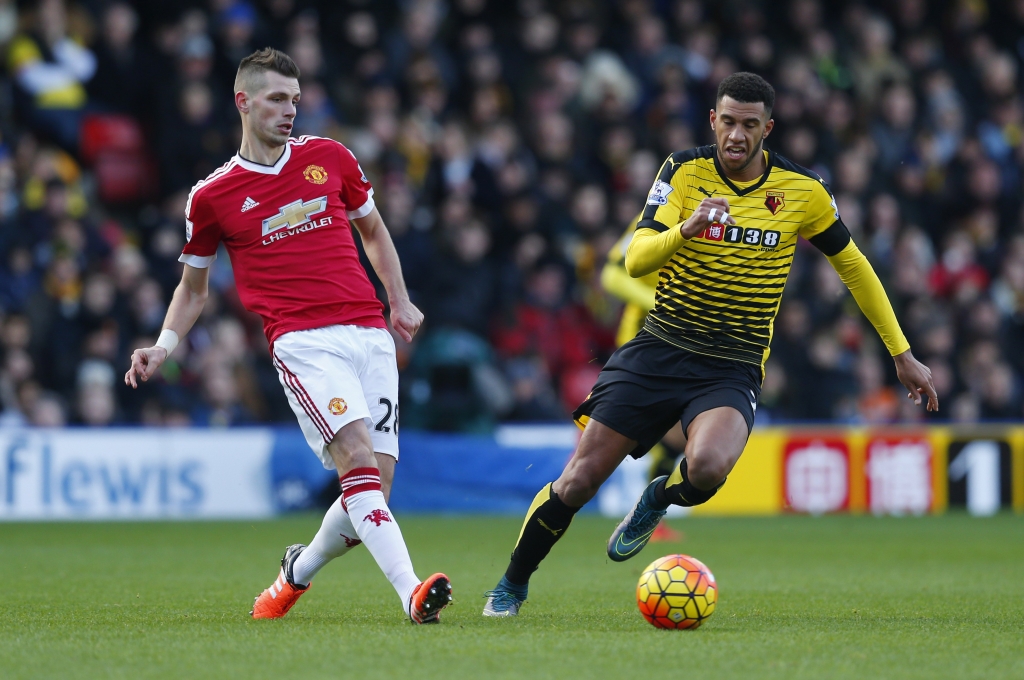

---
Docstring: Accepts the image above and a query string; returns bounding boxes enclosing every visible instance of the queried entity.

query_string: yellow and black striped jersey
[634,145,848,369]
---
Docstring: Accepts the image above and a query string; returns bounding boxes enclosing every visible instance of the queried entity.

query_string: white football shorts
[272,324,399,469]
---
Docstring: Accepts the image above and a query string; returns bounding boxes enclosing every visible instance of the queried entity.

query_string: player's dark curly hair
[716,72,775,115]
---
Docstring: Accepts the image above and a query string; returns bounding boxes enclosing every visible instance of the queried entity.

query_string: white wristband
[156,329,179,356]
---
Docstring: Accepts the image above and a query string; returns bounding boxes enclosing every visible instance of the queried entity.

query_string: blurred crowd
[0,0,1022,430]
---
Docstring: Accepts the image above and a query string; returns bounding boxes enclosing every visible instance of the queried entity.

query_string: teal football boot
[607,475,668,562]
[482,576,527,617]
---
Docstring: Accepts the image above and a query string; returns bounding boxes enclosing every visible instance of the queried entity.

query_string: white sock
[292,496,361,586]
[340,467,420,614]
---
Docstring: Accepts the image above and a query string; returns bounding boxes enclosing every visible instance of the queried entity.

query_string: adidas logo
[241,197,260,212]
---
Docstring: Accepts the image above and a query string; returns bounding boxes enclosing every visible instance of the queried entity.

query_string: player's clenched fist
[390,297,424,343]
[124,347,168,389]
[679,197,737,239]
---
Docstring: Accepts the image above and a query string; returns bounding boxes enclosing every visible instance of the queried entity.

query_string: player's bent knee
[686,449,733,490]
[556,423,636,506]
[332,451,376,474]
[554,467,603,507]
[326,438,377,473]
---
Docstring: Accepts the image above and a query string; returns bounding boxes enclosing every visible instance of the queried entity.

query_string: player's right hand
[680,197,737,239]
[390,297,424,343]
[124,347,168,389]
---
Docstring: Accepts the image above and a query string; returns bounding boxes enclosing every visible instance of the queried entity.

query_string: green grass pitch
[1,514,1022,679]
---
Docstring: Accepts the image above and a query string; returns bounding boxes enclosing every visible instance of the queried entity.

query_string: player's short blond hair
[234,48,301,94]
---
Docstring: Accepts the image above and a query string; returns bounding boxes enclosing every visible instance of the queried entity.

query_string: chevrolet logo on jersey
[262,197,328,236]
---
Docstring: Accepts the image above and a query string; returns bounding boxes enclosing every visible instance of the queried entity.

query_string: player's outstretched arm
[824,241,939,412]
[124,264,210,388]
[352,206,423,343]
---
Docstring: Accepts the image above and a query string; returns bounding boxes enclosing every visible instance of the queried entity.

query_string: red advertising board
[783,438,850,514]
[865,436,933,515]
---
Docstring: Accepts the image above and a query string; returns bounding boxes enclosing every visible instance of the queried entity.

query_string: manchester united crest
[328,397,347,415]
[764,190,785,215]
[303,164,329,185]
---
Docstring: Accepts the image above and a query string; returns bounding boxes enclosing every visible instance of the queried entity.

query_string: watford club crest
[303,164,328,184]
[764,191,785,215]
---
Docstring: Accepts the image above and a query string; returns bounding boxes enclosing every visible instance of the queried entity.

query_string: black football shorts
[572,330,762,459]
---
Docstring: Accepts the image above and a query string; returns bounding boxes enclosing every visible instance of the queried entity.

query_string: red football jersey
[179,135,386,345]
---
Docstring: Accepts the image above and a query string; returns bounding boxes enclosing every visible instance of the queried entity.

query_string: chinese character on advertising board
[784,439,849,514]
[866,438,932,515]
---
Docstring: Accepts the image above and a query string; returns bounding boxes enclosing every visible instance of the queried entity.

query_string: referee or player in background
[483,72,938,617]
[601,217,686,543]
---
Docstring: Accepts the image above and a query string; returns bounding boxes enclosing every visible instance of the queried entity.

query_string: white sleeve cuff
[346,188,375,220]
[178,253,217,268]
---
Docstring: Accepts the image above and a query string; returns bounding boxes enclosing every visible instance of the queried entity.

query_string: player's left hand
[893,349,939,412]
[390,297,424,343]
[124,346,168,389]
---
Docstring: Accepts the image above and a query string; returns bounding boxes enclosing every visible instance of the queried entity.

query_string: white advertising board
[0,429,274,520]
